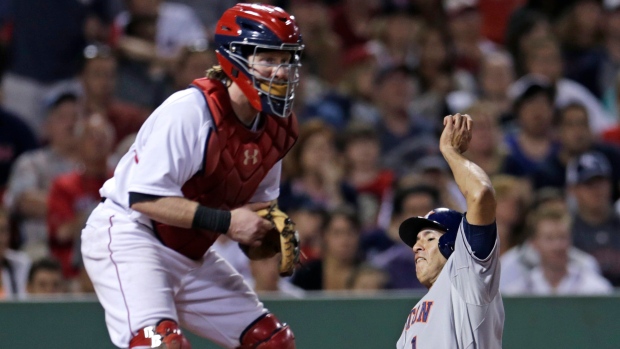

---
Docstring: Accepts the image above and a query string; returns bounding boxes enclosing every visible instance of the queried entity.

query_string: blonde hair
[205,65,231,86]
[526,205,571,239]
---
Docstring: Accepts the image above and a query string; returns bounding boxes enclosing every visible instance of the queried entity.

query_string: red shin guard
[130,319,192,349]
[238,313,295,349]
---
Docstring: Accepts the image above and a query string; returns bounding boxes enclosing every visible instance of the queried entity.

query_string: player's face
[248,51,292,84]
[413,229,448,288]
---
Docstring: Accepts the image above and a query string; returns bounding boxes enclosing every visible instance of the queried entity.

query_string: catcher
[81,4,301,349]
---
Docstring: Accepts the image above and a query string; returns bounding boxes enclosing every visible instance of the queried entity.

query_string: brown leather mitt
[239,205,300,276]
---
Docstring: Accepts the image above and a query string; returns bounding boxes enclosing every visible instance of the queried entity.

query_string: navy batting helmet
[399,208,463,259]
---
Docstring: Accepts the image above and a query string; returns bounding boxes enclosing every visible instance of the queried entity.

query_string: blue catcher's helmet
[213,3,304,118]
[399,208,463,259]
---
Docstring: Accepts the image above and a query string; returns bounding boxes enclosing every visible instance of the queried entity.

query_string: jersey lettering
[406,301,434,329]
[416,301,433,323]
[411,336,417,349]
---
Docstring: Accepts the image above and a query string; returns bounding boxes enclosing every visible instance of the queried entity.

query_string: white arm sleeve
[249,160,282,203]
[127,90,211,197]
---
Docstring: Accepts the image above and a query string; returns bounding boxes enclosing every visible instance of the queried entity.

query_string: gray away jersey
[397,218,504,349]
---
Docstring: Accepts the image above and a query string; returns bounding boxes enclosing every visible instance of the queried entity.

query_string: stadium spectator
[341,122,395,229]
[114,0,206,60]
[0,207,30,299]
[287,201,326,264]
[3,91,79,260]
[79,44,150,146]
[47,115,114,279]
[348,263,389,294]
[291,206,361,291]
[514,36,614,134]
[555,0,607,99]
[500,187,600,290]
[502,205,612,295]
[532,102,620,200]
[280,120,358,213]
[505,8,552,76]
[567,151,620,286]
[503,79,559,177]
[491,175,531,256]
[0,105,39,198]
[462,102,508,177]
[26,258,64,295]
[0,0,112,136]
[248,254,305,298]
[164,40,216,96]
[445,0,498,76]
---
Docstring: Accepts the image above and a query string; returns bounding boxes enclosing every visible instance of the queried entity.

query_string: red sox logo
[243,149,260,166]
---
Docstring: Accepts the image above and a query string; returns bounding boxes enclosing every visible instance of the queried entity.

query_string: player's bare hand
[228,206,274,246]
[440,113,472,154]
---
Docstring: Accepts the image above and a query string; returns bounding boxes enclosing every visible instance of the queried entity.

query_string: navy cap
[566,152,612,185]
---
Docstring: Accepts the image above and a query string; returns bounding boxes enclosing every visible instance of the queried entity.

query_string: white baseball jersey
[83,88,282,348]
[397,218,504,349]
[100,87,281,224]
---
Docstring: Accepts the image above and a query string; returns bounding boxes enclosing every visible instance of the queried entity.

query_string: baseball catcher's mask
[399,208,463,259]
[214,3,304,118]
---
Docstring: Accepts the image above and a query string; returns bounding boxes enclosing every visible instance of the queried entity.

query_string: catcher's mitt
[239,205,300,276]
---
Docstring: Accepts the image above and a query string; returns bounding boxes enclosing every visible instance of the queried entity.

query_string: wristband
[192,205,231,233]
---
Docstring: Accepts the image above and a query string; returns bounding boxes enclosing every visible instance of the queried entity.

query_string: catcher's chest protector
[153,78,298,260]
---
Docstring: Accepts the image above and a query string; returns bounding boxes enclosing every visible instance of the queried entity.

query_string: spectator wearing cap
[502,79,560,177]
[567,151,620,286]
[514,35,615,134]
[0,0,112,134]
[532,102,620,200]
[3,91,80,261]
[0,105,38,198]
[79,44,150,146]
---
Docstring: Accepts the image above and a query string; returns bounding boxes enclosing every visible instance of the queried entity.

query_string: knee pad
[238,313,295,349]
[130,319,192,349]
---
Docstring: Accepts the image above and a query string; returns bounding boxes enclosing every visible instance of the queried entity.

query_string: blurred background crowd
[1,0,620,300]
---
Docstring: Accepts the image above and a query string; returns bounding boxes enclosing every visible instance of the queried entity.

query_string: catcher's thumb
[260,218,274,231]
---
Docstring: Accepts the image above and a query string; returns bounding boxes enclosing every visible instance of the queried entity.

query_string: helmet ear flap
[438,229,457,260]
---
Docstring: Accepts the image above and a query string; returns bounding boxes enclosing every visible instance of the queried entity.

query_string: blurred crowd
[1,0,620,299]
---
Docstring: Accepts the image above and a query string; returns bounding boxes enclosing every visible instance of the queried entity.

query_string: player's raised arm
[439,113,496,226]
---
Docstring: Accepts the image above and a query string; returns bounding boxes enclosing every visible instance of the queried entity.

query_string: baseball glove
[239,205,300,276]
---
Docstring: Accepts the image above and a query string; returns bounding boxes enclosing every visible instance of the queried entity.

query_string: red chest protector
[153,78,298,260]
